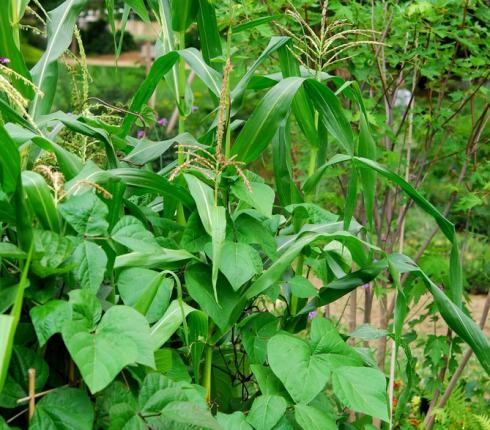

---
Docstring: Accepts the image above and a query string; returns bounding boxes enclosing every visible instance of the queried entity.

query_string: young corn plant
[0,0,488,429]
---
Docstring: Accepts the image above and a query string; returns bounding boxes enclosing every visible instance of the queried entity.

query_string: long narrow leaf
[30,0,89,118]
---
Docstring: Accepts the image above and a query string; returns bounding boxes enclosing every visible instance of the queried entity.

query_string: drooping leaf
[184,174,226,301]
[150,300,194,350]
[21,171,61,233]
[118,268,173,323]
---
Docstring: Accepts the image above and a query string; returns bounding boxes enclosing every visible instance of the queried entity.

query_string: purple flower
[157,117,168,127]
[191,105,198,113]
[308,311,317,320]
[361,283,369,289]
[0,57,10,65]
[137,130,145,139]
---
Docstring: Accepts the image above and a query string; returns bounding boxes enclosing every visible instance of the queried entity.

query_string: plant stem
[203,323,214,404]
[11,0,20,48]
[290,256,304,315]
[176,31,187,226]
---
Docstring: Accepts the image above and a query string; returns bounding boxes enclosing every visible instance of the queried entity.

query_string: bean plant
[0,1,488,429]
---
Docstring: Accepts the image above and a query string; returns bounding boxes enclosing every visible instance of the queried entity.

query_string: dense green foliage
[0,0,488,429]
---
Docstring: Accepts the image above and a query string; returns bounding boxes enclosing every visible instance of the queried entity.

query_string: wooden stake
[28,368,36,421]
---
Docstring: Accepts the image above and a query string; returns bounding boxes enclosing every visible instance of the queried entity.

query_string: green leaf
[111,215,160,252]
[30,387,94,430]
[272,120,303,206]
[181,211,209,252]
[388,253,490,374]
[160,401,221,430]
[0,346,49,408]
[150,300,194,350]
[196,0,222,70]
[0,126,20,194]
[185,264,245,333]
[233,15,281,33]
[188,310,208,382]
[278,41,319,148]
[247,395,287,430]
[30,0,89,118]
[184,174,226,301]
[72,241,107,293]
[332,366,388,422]
[171,0,197,31]
[304,79,353,154]
[294,404,337,430]
[357,113,376,231]
[217,412,253,430]
[0,243,25,259]
[114,248,195,269]
[232,77,304,163]
[240,313,279,365]
[250,364,287,397]
[125,0,150,21]
[288,276,318,298]
[267,333,330,404]
[63,306,155,393]
[218,242,262,291]
[118,51,179,136]
[118,268,173,323]
[231,36,290,111]
[246,230,370,299]
[68,290,102,329]
[179,48,222,96]
[32,230,74,278]
[124,133,196,164]
[59,192,109,237]
[21,171,61,233]
[110,168,194,208]
[350,324,388,341]
[231,181,275,218]
[30,300,72,346]
[0,1,33,98]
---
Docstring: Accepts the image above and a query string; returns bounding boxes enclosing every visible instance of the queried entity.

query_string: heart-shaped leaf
[59,192,108,237]
[247,395,287,430]
[62,305,154,393]
[332,366,389,422]
[218,242,262,291]
[72,241,107,293]
[267,333,330,404]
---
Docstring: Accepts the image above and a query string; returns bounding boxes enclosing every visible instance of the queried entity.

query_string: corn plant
[0,0,488,429]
